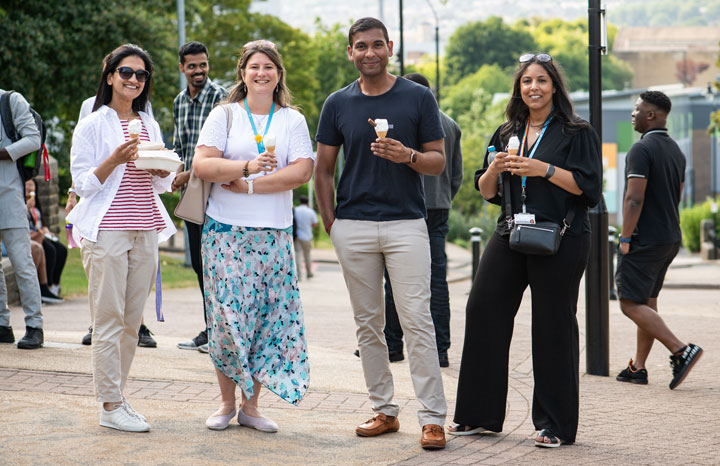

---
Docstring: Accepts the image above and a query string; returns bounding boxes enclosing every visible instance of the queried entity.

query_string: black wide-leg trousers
[453,230,590,443]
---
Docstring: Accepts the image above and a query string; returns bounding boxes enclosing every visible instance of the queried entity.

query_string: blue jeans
[384,209,450,355]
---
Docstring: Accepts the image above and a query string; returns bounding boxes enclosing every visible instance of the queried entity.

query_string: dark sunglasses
[519,53,552,64]
[115,66,151,82]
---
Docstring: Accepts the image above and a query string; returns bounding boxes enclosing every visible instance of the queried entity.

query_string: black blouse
[475,118,603,237]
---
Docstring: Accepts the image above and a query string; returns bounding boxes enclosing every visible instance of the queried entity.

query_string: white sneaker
[121,396,147,422]
[100,404,150,432]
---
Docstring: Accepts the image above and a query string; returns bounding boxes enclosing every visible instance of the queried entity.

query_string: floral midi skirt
[202,216,309,405]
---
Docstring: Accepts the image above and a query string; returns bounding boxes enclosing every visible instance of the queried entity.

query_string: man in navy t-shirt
[315,17,447,450]
[615,90,702,390]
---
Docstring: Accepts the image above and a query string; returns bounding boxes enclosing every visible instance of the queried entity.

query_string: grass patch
[59,228,198,297]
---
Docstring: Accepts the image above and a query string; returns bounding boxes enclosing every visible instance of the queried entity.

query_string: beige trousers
[331,218,447,426]
[81,230,157,402]
[294,238,313,278]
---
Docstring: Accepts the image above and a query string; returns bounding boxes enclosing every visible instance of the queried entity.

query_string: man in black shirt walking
[615,91,702,390]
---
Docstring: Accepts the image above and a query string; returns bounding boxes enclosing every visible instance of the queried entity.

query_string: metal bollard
[608,225,617,300]
[469,227,483,281]
[585,197,609,376]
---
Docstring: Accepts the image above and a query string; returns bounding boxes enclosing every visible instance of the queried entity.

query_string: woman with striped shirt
[67,44,176,432]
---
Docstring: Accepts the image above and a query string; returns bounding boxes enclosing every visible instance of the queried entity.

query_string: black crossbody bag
[503,174,575,255]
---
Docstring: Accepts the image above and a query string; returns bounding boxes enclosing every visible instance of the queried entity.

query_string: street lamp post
[398,0,404,76]
[177,0,186,90]
[424,0,440,102]
[585,0,609,377]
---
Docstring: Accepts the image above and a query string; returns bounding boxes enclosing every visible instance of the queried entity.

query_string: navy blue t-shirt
[316,77,445,221]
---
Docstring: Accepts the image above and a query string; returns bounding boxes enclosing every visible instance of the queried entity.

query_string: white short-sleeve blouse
[196,103,314,229]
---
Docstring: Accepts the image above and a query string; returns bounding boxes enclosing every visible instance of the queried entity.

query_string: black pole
[399,0,404,76]
[585,0,609,376]
[435,24,440,102]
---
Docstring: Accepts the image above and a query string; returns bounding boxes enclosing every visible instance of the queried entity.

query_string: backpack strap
[0,91,18,142]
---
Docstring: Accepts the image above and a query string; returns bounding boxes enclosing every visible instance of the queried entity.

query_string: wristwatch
[247,179,254,195]
[544,164,555,179]
[409,149,417,164]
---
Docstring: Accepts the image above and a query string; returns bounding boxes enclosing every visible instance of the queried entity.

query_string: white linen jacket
[67,105,176,243]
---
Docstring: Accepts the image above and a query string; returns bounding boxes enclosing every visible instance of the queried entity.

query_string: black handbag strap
[502,172,576,236]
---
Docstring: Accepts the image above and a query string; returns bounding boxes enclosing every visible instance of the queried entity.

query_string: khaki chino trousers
[331,218,447,426]
[81,230,157,403]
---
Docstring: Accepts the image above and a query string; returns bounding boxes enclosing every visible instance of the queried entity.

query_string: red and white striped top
[98,119,165,231]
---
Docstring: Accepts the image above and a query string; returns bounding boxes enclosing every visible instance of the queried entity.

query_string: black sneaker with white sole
[177,330,207,350]
[137,324,157,348]
[40,285,64,304]
[616,359,648,385]
[669,343,703,390]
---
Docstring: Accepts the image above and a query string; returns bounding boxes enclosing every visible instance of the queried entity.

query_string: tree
[441,64,511,121]
[444,17,537,86]
[450,91,507,218]
[518,18,633,92]
[307,21,358,136]
[0,0,178,191]
[186,1,320,134]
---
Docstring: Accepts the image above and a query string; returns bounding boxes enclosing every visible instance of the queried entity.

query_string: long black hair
[499,54,589,145]
[93,44,153,113]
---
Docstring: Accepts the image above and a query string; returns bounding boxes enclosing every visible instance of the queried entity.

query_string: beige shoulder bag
[174,104,232,225]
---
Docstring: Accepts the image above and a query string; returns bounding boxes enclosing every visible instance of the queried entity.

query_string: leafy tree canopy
[517,17,634,92]
[444,17,536,86]
[441,64,511,121]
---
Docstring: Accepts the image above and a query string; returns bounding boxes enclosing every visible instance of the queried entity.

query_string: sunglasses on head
[519,53,552,64]
[115,66,150,82]
[243,39,277,51]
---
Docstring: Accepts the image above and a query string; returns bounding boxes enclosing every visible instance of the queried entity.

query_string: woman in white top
[68,44,175,433]
[194,40,314,432]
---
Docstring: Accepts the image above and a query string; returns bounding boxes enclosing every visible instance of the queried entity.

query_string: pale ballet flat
[205,409,237,431]
[237,408,278,433]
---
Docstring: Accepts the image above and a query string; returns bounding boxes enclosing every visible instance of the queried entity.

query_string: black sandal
[447,424,484,436]
[534,429,565,448]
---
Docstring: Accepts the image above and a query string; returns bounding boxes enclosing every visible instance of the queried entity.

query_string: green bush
[679,200,718,252]
[160,192,181,227]
[448,204,502,246]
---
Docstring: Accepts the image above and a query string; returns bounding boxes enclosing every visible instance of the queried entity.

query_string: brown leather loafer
[421,424,446,450]
[355,413,400,437]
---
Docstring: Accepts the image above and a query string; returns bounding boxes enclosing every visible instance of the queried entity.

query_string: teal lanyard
[243,99,275,153]
[519,114,553,211]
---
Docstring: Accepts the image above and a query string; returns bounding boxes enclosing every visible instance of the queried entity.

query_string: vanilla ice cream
[507,136,520,155]
[374,119,388,138]
[127,119,143,138]
[264,134,276,153]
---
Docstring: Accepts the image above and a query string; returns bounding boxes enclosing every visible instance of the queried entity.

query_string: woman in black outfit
[449,54,602,447]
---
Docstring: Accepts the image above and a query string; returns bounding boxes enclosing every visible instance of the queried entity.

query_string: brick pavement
[1,245,719,465]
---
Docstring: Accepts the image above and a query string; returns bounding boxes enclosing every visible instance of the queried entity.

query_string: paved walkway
[1,243,719,465]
